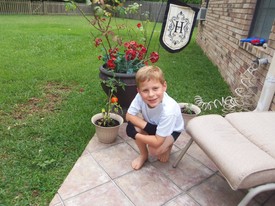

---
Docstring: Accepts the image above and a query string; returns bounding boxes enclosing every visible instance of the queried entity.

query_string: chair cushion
[186,113,275,190]
[225,112,275,159]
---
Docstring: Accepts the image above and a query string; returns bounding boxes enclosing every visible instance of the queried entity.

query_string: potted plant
[65,0,160,108]
[178,102,201,127]
[91,77,124,143]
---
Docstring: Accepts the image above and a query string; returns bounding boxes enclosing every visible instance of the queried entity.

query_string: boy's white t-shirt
[127,92,184,137]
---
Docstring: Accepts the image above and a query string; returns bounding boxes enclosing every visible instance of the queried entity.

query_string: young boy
[126,66,184,170]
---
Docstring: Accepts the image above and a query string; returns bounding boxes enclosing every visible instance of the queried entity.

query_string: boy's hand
[126,121,138,139]
[143,122,157,135]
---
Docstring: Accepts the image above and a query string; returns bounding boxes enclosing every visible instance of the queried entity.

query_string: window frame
[248,0,275,41]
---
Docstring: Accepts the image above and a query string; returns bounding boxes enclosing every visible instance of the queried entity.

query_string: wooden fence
[0,0,199,22]
[0,0,92,15]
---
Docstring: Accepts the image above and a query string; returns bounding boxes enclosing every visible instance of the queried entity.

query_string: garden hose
[194,61,263,115]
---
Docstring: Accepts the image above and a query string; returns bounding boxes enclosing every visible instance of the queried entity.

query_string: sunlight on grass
[0,15,231,205]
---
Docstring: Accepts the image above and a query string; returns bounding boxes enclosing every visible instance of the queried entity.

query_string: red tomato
[111,97,118,103]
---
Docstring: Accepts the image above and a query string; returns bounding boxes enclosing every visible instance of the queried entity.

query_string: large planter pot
[178,103,201,127]
[91,113,124,144]
[99,66,137,109]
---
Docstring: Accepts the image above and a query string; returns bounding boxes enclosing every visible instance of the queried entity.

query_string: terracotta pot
[178,103,201,127]
[99,66,137,109]
[91,113,124,144]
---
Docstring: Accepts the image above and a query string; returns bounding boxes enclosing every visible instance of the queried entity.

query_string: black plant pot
[99,66,137,109]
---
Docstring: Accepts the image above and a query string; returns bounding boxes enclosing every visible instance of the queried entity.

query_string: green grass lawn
[0,15,231,205]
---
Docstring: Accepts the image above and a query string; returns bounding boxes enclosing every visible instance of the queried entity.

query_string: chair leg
[172,138,193,168]
[238,183,275,206]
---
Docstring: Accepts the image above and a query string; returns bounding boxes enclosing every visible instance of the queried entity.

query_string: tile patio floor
[50,123,275,206]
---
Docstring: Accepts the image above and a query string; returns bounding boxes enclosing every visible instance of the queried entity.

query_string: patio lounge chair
[173,111,275,206]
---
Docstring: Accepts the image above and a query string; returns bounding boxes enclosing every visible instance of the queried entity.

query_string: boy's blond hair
[136,66,165,87]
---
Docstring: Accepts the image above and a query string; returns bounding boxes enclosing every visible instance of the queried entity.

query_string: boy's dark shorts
[171,131,181,141]
[145,124,181,141]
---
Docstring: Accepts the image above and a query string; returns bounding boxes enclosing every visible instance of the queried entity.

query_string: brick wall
[196,0,275,111]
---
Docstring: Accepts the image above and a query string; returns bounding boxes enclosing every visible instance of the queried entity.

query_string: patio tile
[91,142,137,178]
[252,190,275,205]
[188,174,259,206]
[115,164,182,206]
[63,181,133,206]
[84,135,124,153]
[153,152,214,191]
[49,194,63,206]
[119,123,131,141]
[126,138,139,153]
[163,193,200,206]
[57,154,111,200]
[264,192,275,205]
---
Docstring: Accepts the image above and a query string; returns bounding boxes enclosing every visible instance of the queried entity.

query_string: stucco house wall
[196,0,275,111]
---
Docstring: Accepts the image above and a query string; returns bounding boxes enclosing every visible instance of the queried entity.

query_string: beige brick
[268,40,275,50]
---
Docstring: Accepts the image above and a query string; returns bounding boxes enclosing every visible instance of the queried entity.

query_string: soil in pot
[181,107,196,115]
[95,118,120,127]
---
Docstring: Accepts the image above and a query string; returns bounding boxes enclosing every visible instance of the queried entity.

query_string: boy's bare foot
[132,155,148,170]
[158,146,172,162]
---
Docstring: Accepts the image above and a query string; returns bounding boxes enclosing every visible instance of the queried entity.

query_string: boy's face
[137,79,167,108]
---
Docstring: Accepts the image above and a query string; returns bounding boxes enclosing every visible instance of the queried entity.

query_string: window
[249,0,275,41]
